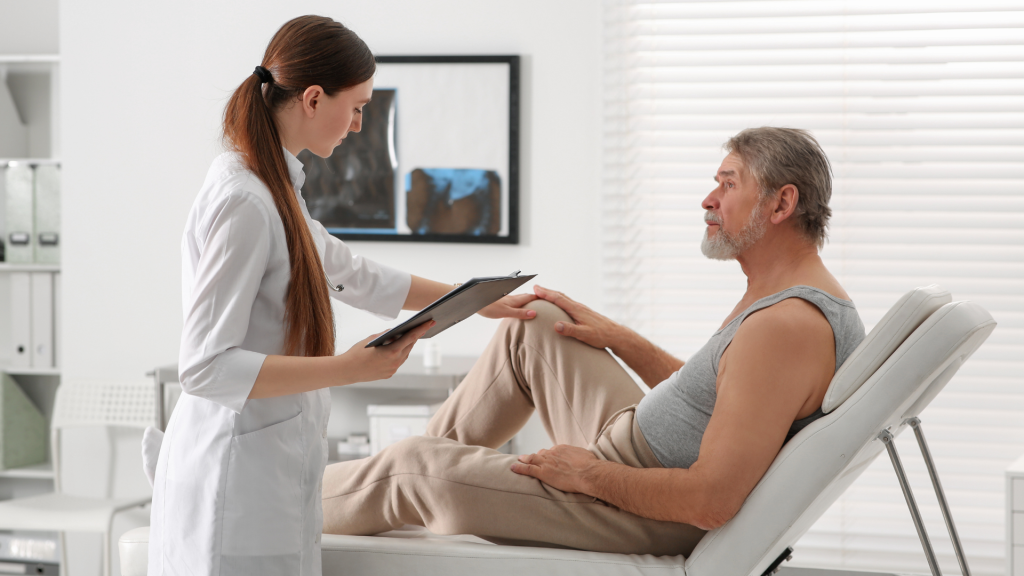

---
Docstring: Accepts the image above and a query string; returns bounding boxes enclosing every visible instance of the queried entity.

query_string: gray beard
[701,206,768,261]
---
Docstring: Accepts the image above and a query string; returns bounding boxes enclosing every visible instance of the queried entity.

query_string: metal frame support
[146,368,166,432]
[907,417,972,576]
[146,365,180,431]
[760,546,793,576]
[878,428,942,576]
[878,419,972,576]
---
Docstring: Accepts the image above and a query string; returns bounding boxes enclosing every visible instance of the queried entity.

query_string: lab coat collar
[283,148,306,192]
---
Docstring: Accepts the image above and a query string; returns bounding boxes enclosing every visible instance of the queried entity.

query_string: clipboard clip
[509,270,521,278]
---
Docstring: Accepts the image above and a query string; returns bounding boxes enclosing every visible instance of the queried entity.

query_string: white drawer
[369,415,430,455]
[1016,513,1024,545]
[1016,545,1024,576]
[1015,478,1024,511]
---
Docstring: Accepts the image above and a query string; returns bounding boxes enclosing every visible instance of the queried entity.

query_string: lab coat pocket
[221,412,304,556]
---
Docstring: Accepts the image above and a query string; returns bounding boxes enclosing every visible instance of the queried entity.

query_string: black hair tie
[253,66,273,84]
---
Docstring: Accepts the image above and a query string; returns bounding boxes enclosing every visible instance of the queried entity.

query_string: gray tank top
[635,286,865,469]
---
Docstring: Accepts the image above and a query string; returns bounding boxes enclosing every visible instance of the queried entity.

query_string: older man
[321,127,865,556]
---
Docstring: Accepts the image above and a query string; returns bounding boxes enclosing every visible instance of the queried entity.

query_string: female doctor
[147,15,536,576]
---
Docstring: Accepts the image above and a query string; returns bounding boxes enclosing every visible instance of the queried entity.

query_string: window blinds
[602,2,1024,574]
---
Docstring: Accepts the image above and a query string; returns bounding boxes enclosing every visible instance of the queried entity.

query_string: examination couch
[119,285,995,576]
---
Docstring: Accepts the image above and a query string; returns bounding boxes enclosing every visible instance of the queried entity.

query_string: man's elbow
[679,483,745,530]
[690,501,741,530]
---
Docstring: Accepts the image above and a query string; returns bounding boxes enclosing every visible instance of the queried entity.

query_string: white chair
[118,286,996,576]
[0,381,155,576]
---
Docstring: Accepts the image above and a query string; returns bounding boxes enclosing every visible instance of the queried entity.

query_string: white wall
[60,0,604,382]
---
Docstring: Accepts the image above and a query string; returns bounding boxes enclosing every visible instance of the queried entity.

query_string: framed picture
[297,55,520,244]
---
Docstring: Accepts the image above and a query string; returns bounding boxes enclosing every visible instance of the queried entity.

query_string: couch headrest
[821,284,951,413]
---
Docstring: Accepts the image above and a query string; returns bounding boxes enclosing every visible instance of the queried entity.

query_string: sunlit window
[603,2,1024,574]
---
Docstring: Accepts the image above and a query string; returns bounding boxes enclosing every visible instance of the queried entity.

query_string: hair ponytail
[222,15,375,357]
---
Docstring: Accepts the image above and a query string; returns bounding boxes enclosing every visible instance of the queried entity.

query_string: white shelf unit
[0,461,52,480]
[1008,455,1024,576]
[0,264,59,273]
[0,369,59,489]
[3,367,59,376]
[0,53,61,498]
[0,54,59,161]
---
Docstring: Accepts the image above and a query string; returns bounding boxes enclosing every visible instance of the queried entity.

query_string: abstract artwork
[406,169,501,236]
[297,56,520,244]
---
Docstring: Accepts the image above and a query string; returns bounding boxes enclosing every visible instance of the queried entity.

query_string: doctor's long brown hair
[223,16,376,357]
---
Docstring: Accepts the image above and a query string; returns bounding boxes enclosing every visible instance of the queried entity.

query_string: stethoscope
[323,266,344,292]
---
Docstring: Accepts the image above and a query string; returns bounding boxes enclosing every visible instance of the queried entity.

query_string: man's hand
[478,293,539,320]
[510,444,599,494]
[533,285,622,350]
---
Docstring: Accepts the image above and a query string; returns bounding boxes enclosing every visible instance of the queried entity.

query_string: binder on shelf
[9,272,31,369]
[0,373,47,470]
[33,164,60,265]
[4,164,34,264]
[53,272,60,368]
[30,272,53,368]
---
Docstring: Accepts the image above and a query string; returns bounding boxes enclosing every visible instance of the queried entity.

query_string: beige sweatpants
[321,300,706,556]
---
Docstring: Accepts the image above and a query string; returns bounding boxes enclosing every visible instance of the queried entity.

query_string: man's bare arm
[607,324,685,388]
[533,285,684,387]
[512,299,836,527]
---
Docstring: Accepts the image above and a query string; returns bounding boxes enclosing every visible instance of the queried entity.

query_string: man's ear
[771,184,799,224]
[300,85,325,118]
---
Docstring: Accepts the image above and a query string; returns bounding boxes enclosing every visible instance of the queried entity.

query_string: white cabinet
[1008,454,1024,575]
[0,55,59,162]
[0,53,62,543]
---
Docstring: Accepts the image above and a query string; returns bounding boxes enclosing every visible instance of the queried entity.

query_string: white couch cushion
[822,285,950,413]
[119,527,149,576]
[119,525,687,576]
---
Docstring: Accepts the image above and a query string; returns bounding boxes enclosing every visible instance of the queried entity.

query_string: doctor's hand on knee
[533,285,623,350]
[478,292,539,320]
[341,321,436,384]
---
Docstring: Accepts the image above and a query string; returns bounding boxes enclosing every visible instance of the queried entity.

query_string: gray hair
[724,127,833,249]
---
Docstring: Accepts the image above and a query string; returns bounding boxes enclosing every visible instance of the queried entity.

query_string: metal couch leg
[877,429,942,576]
[907,418,971,576]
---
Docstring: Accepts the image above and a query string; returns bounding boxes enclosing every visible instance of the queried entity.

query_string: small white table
[1008,454,1024,575]
[148,356,484,459]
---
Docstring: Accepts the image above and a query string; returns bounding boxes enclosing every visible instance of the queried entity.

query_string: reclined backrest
[822,285,951,413]
[684,291,996,576]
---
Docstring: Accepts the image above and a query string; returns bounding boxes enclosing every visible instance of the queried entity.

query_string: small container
[422,340,442,369]
[336,436,371,461]
[367,404,441,455]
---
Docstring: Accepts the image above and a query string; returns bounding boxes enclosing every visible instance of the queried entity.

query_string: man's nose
[702,190,719,211]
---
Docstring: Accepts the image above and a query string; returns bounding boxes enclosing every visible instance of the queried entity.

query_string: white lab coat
[148,150,411,576]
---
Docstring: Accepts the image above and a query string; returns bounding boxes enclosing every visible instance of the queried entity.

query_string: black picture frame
[306,55,520,245]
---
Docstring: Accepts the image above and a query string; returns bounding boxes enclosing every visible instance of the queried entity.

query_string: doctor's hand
[510,444,599,495]
[533,285,623,350]
[478,293,539,320]
[340,321,435,384]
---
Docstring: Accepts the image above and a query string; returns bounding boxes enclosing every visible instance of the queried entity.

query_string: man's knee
[383,435,435,464]
[497,299,573,343]
[523,299,573,324]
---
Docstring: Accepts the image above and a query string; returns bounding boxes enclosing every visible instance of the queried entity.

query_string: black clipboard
[366,272,537,348]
